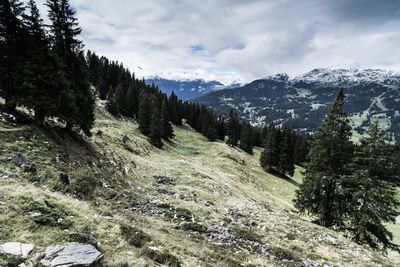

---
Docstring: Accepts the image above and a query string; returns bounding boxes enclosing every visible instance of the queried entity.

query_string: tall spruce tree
[21,0,66,125]
[279,127,295,176]
[46,0,95,135]
[161,97,174,139]
[239,122,253,154]
[226,109,239,147]
[0,0,27,112]
[138,93,151,135]
[149,99,163,148]
[342,122,399,251]
[295,88,353,227]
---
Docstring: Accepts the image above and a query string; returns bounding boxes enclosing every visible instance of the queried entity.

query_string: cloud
[34,0,400,84]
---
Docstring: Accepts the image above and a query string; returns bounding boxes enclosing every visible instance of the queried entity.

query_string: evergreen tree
[342,122,399,251]
[161,97,174,139]
[279,127,295,176]
[0,0,27,112]
[126,84,137,118]
[295,88,353,227]
[239,122,253,154]
[115,83,127,115]
[149,99,163,148]
[21,0,66,125]
[46,0,95,135]
[138,93,151,135]
[106,87,118,115]
[226,109,239,147]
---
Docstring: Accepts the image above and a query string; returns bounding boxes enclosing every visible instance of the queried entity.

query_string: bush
[120,224,151,248]
[179,222,207,233]
[21,197,73,229]
[72,173,99,200]
[141,246,181,267]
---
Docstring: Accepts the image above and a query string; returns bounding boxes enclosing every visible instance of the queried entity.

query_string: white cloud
[35,0,400,84]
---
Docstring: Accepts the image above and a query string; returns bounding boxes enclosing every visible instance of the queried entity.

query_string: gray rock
[154,175,175,185]
[0,191,4,201]
[40,242,103,267]
[0,242,34,258]
[11,153,27,167]
[302,260,321,267]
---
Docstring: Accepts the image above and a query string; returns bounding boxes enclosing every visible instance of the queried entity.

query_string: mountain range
[145,77,241,101]
[192,67,400,142]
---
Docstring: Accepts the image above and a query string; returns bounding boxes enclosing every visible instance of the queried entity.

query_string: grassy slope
[0,105,399,266]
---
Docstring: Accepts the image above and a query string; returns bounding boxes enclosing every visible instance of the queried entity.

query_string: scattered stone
[23,164,37,174]
[40,242,103,267]
[302,259,321,267]
[11,153,27,167]
[59,172,70,185]
[0,191,4,202]
[154,175,175,185]
[0,242,34,258]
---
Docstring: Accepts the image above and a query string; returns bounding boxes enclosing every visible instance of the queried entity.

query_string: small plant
[120,224,151,248]
[179,222,207,233]
[71,172,99,200]
[21,197,73,229]
[230,226,262,243]
[141,246,181,267]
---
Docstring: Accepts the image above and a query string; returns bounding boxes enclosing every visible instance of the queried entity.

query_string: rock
[0,191,4,201]
[302,260,321,267]
[59,172,70,185]
[11,153,27,167]
[154,175,175,185]
[40,242,103,267]
[0,242,34,258]
[23,164,37,174]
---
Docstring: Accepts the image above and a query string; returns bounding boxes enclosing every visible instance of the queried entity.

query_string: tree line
[295,88,400,252]
[0,0,95,135]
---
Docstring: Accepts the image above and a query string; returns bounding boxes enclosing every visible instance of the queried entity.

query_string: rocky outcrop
[0,242,34,258]
[40,243,103,267]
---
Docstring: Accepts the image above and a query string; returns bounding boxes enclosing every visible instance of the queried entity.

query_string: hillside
[194,68,400,142]
[0,102,399,266]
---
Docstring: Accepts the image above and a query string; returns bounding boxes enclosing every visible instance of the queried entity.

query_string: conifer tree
[115,83,127,115]
[21,0,66,125]
[0,0,27,112]
[149,99,163,148]
[126,84,137,118]
[138,93,151,135]
[46,0,95,135]
[342,122,399,251]
[161,97,174,139]
[295,88,353,227]
[106,87,118,115]
[227,109,239,147]
[279,127,295,176]
[239,122,254,154]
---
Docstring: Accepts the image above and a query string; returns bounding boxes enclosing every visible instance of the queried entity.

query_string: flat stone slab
[0,242,34,258]
[40,242,102,267]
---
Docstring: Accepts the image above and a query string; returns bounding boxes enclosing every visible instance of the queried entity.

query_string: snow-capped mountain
[195,67,400,142]
[145,77,241,100]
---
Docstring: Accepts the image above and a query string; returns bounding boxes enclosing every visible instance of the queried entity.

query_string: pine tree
[46,0,95,135]
[239,122,253,154]
[342,122,399,251]
[226,109,239,147]
[115,83,127,115]
[279,127,295,176]
[126,84,137,118]
[138,93,151,135]
[106,87,118,115]
[161,97,174,139]
[0,0,27,112]
[21,0,66,125]
[295,88,353,227]
[149,99,163,148]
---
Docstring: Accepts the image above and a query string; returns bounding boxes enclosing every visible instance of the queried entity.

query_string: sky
[36,0,400,84]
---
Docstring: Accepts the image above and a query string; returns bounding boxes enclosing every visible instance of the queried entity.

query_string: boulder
[40,242,103,267]
[0,242,34,258]
[302,260,321,267]
[154,175,175,185]
[11,153,27,167]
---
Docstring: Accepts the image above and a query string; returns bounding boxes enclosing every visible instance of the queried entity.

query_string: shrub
[179,222,207,233]
[120,224,151,248]
[141,246,181,267]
